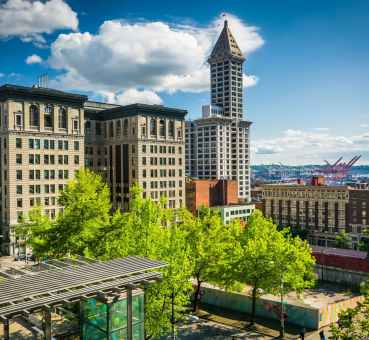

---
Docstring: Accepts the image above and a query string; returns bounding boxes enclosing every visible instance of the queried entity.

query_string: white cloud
[360,124,369,128]
[0,0,78,44]
[102,88,163,106]
[26,54,43,64]
[253,128,369,165]
[48,13,264,100]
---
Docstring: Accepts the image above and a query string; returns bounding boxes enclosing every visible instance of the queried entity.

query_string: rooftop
[86,103,187,121]
[0,84,88,107]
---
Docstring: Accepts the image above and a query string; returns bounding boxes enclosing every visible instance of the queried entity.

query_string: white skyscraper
[186,20,251,202]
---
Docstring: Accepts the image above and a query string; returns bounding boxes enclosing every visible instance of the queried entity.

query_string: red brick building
[186,178,238,214]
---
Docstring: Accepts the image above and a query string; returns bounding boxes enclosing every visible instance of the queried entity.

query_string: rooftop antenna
[37,73,48,88]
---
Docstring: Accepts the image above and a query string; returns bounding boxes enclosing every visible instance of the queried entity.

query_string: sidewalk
[197,305,332,339]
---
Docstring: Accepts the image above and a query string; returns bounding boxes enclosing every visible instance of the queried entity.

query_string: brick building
[185,178,238,214]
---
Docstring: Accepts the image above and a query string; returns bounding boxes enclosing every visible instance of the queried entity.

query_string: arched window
[44,104,53,128]
[150,118,156,136]
[159,119,165,137]
[168,120,175,137]
[123,119,129,136]
[29,105,39,127]
[58,107,67,129]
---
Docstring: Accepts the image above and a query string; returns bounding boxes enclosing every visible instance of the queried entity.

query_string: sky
[1,0,369,165]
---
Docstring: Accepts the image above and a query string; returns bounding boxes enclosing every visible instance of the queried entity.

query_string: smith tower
[185,20,252,202]
[208,20,245,120]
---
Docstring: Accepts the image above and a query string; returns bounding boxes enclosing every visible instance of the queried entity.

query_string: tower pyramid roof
[209,20,244,62]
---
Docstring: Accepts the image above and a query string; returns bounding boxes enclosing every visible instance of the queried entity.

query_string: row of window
[13,105,78,130]
[15,169,70,181]
[142,157,181,166]
[16,154,79,165]
[17,196,58,208]
[142,169,182,178]
[16,138,80,151]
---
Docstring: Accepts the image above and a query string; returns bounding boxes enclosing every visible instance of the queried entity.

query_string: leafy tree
[330,281,369,339]
[181,207,242,312]
[335,231,352,250]
[236,211,282,324]
[15,206,54,258]
[99,184,193,339]
[269,230,316,338]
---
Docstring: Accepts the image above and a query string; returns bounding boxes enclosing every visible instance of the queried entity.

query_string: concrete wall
[200,286,319,330]
[316,264,369,288]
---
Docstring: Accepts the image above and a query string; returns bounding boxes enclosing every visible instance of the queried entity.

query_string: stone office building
[0,85,187,255]
[0,85,86,255]
[84,103,186,211]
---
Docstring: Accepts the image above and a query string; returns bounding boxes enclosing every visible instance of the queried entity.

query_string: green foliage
[330,281,369,339]
[236,211,316,326]
[335,231,352,250]
[181,206,242,312]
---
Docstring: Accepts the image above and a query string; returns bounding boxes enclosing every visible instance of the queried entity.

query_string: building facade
[0,85,187,255]
[0,85,86,255]
[186,20,251,201]
[185,178,238,214]
[262,181,369,248]
[84,103,186,211]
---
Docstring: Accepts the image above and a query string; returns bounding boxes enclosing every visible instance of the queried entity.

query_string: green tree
[182,207,242,312]
[99,184,193,339]
[330,281,369,339]
[335,231,352,250]
[269,230,316,338]
[236,211,282,324]
[15,206,54,259]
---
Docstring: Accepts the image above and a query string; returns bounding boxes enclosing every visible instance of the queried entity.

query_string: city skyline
[1,0,369,164]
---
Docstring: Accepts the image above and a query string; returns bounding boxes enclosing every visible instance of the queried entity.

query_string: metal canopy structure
[0,256,166,339]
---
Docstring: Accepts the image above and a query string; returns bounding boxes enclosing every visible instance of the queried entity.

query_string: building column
[3,318,10,340]
[43,308,52,340]
[127,288,133,340]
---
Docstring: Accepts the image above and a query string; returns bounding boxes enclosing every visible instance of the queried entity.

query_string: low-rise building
[185,178,238,214]
[262,177,369,248]
[215,203,255,224]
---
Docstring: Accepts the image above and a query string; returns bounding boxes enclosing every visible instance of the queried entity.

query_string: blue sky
[1,0,369,164]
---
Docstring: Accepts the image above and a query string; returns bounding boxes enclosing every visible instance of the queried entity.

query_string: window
[14,111,23,128]
[29,154,34,164]
[16,170,22,180]
[16,138,22,148]
[73,118,79,131]
[96,122,101,135]
[58,107,67,129]
[64,141,68,150]
[123,119,129,136]
[29,105,39,127]
[159,120,165,137]
[16,185,22,194]
[168,120,175,137]
[50,140,55,149]
[16,154,22,164]
[150,118,156,136]
[58,140,63,150]
[17,198,22,208]
[35,139,40,149]
[29,138,34,149]
[58,155,63,164]
[116,120,121,136]
[44,139,49,149]
[44,104,54,128]
[74,155,79,164]
[64,155,68,164]
[109,121,114,137]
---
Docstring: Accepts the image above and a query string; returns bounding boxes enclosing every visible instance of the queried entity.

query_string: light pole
[280,277,285,339]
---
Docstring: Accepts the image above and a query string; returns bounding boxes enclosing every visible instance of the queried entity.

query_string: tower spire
[208,20,244,62]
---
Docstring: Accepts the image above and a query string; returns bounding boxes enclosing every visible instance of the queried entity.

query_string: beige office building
[0,85,86,255]
[84,103,186,211]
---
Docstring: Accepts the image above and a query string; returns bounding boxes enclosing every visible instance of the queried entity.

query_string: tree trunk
[193,279,202,313]
[251,286,257,325]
